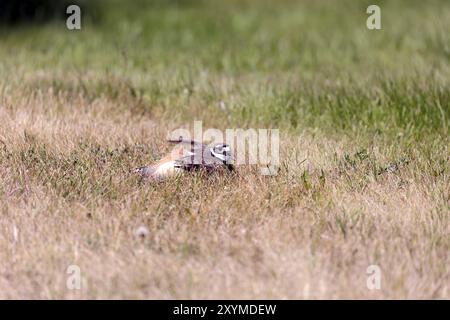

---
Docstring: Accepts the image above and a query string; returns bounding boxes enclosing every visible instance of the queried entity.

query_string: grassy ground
[0,0,448,299]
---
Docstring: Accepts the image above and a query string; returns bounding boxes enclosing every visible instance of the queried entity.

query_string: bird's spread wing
[133,166,155,178]
[174,152,223,171]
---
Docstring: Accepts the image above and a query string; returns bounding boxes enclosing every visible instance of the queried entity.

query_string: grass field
[0,0,449,299]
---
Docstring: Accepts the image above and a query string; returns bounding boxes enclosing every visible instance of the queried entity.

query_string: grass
[0,0,448,299]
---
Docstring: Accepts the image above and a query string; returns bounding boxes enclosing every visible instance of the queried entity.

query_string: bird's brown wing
[167,137,205,151]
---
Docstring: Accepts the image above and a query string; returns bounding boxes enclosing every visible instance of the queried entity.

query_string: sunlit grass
[0,0,448,299]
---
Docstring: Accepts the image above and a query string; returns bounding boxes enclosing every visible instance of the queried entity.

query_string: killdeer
[134,138,234,180]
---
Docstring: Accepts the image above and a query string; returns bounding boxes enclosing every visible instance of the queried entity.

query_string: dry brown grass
[0,83,448,299]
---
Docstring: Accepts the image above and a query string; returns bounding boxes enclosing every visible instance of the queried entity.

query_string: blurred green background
[0,0,449,142]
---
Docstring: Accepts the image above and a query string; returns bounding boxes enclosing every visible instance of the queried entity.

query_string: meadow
[0,0,448,298]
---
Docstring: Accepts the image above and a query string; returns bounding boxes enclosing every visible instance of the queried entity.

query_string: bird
[133,137,234,180]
